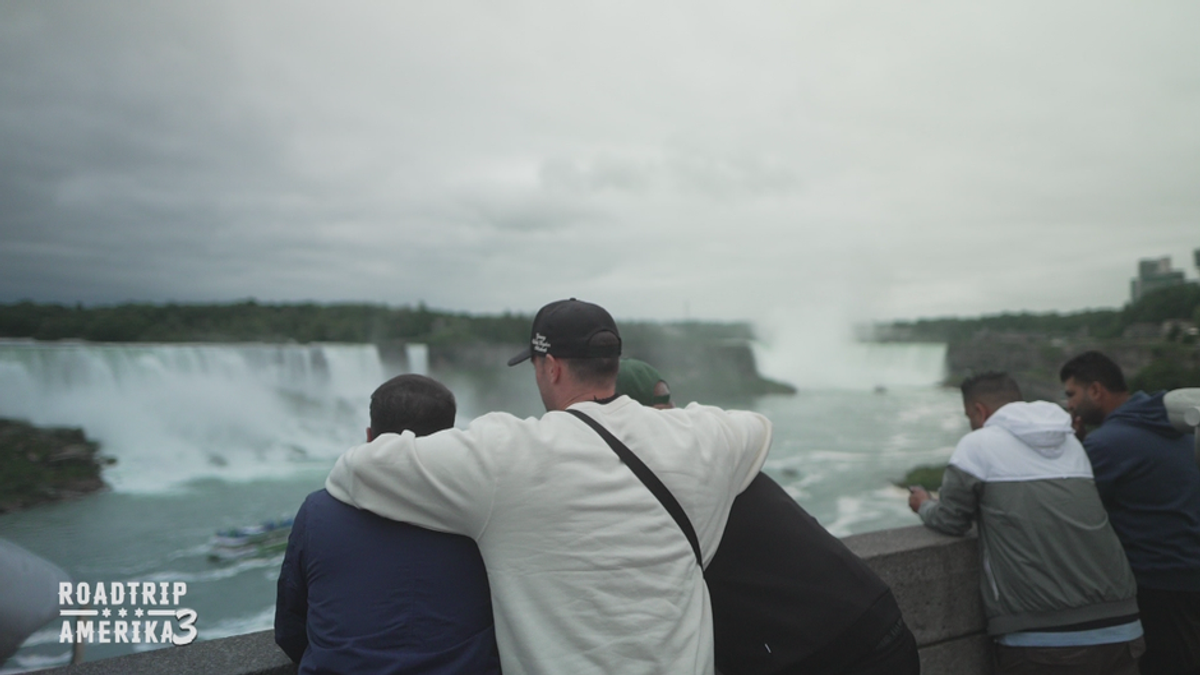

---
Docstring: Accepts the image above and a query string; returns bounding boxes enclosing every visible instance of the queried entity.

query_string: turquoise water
[0,341,964,670]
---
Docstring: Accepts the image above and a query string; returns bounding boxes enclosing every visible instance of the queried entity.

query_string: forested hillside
[878,284,1200,343]
[0,300,753,346]
[876,285,1200,398]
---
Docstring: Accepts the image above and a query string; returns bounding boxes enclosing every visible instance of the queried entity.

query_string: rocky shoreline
[0,419,114,514]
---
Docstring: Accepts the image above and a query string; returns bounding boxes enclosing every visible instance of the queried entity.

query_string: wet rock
[0,419,113,514]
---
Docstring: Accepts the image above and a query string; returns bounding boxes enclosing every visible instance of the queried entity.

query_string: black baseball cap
[507,298,622,366]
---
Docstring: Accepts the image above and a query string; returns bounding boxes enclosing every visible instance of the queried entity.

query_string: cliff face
[943,334,1200,401]
[377,337,795,411]
[621,337,795,402]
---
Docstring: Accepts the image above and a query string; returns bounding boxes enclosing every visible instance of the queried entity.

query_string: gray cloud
[2,0,1198,324]
[539,148,800,198]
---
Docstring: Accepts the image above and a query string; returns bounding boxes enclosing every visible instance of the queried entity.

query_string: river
[0,339,963,670]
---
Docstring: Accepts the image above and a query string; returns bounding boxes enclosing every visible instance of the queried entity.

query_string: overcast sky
[2,1,1198,328]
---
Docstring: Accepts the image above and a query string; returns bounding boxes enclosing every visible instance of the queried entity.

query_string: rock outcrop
[0,420,114,513]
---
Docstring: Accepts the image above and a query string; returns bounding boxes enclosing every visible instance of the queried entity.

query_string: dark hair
[369,374,457,437]
[960,371,1022,407]
[562,331,621,385]
[1059,351,1128,393]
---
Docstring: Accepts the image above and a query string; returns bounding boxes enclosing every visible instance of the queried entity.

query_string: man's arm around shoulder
[683,402,773,492]
[325,419,506,539]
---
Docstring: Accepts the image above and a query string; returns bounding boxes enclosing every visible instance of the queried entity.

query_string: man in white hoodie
[324,299,772,675]
[909,372,1143,674]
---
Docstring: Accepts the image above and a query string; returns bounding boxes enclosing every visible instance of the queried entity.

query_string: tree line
[0,300,753,346]
[882,284,1200,343]
[0,301,527,344]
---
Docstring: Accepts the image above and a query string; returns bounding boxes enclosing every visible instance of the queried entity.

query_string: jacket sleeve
[694,404,773,494]
[325,422,502,539]
[918,464,982,537]
[274,500,310,663]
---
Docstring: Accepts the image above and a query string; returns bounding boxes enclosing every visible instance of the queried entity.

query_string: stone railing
[844,525,988,674]
[41,525,989,675]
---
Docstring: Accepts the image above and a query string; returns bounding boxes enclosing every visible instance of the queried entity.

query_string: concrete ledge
[845,525,986,646]
[43,525,990,675]
[845,525,989,674]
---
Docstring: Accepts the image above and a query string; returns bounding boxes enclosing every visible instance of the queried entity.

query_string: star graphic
[101,608,111,618]
[135,608,144,618]
[118,608,128,618]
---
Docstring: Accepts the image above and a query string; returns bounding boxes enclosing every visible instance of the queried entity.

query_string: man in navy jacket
[1062,351,1200,675]
[275,374,500,675]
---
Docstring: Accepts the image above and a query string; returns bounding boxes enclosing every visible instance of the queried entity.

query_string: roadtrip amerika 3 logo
[58,581,197,646]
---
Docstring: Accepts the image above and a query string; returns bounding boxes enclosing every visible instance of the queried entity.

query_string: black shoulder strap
[565,408,704,570]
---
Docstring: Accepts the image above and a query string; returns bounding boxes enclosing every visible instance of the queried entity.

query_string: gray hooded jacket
[919,401,1138,635]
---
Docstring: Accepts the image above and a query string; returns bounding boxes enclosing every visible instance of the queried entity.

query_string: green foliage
[1123,284,1200,326]
[0,301,753,347]
[897,464,946,491]
[884,283,1200,342]
[1128,359,1200,392]
[0,419,112,513]
[0,301,487,344]
[885,309,1124,342]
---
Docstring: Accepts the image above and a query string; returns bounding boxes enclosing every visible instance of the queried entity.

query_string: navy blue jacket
[275,490,501,675]
[1084,391,1200,592]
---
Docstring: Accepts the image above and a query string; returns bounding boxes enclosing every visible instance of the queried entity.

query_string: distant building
[1131,256,1187,303]
[1162,318,1199,340]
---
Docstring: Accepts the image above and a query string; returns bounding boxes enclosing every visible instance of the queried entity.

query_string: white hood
[983,401,1074,458]
[951,400,1092,482]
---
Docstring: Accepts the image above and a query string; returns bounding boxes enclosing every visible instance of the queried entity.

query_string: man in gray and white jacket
[909,372,1143,674]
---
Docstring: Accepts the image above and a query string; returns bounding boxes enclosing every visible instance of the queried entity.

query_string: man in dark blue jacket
[274,374,500,675]
[1062,351,1200,675]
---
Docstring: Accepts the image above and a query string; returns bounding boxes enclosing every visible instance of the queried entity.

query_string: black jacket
[707,473,897,675]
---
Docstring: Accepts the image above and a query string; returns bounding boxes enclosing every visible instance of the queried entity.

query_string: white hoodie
[950,401,1094,483]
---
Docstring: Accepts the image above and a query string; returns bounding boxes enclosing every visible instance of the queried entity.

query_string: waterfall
[752,315,947,391]
[404,343,429,376]
[755,340,947,391]
[0,341,386,493]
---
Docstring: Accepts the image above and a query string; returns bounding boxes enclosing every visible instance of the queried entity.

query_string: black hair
[369,374,457,437]
[1059,351,1128,393]
[563,331,621,385]
[960,371,1022,407]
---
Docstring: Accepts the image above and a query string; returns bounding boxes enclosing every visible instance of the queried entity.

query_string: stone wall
[42,525,991,675]
[844,526,989,674]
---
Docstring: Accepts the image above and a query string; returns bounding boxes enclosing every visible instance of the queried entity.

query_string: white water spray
[0,341,386,493]
[752,309,946,391]
[404,343,429,376]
